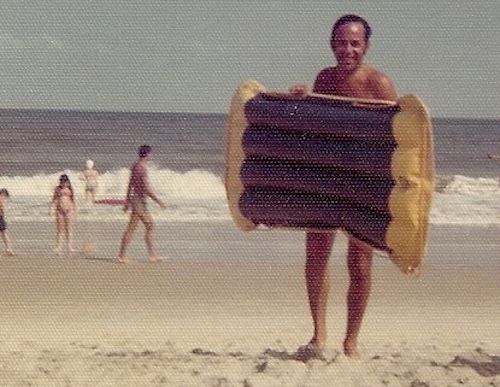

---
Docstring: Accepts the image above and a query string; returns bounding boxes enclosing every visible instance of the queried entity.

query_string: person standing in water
[50,174,77,254]
[0,188,15,256]
[117,145,166,263]
[80,159,99,205]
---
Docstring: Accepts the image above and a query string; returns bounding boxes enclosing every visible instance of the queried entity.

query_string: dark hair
[59,174,70,183]
[138,144,152,158]
[56,174,74,201]
[0,188,9,197]
[331,14,371,42]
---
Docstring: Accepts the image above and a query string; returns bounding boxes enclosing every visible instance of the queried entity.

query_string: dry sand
[0,221,499,386]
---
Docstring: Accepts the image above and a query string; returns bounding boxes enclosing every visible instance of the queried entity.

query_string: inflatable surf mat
[225,80,434,274]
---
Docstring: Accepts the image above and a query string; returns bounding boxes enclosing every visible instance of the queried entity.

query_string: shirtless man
[291,14,398,359]
[117,145,166,263]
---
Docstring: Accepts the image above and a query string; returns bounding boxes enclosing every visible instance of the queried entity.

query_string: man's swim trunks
[0,216,7,232]
[129,195,149,216]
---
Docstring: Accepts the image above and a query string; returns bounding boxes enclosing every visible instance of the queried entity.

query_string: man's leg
[117,214,139,262]
[141,213,159,262]
[344,237,373,358]
[304,231,334,348]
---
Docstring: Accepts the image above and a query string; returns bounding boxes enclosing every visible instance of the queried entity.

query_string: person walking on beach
[49,174,77,255]
[117,145,166,263]
[0,189,15,256]
[79,159,99,205]
[290,14,398,359]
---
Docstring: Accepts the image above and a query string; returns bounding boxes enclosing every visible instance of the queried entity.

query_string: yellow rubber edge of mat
[224,80,266,231]
[387,95,435,275]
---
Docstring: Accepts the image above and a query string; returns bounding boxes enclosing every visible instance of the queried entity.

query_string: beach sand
[0,221,499,386]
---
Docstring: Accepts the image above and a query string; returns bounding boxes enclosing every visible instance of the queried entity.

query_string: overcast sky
[0,1,498,118]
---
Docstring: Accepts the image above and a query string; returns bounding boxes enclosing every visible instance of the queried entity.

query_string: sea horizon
[1,106,500,122]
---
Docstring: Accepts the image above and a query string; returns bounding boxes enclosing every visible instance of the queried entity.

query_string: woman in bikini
[50,174,77,254]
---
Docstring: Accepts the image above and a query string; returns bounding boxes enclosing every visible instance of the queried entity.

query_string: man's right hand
[288,84,310,97]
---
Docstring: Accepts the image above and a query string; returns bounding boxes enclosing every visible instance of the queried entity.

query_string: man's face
[331,22,369,71]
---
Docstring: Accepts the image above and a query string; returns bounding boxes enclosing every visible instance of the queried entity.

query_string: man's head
[331,14,371,42]
[0,188,9,198]
[138,144,152,159]
[330,14,371,71]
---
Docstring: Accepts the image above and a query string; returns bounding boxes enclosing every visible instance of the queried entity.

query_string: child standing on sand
[0,188,15,255]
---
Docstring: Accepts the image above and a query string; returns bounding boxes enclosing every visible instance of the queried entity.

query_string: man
[291,14,398,359]
[117,145,166,263]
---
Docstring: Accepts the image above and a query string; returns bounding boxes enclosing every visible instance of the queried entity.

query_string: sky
[0,1,498,118]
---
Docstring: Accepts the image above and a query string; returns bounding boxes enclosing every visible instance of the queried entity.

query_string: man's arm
[122,171,133,211]
[143,168,166,209]
[312,68,334,94]
[125,175,132,200]
[369,71,398,101]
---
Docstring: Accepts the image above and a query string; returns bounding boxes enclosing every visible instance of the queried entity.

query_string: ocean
[0,109,499,226]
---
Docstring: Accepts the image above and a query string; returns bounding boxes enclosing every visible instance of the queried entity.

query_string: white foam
[1,170,498,226]
[0,166,230,223]
[431,175,499,225]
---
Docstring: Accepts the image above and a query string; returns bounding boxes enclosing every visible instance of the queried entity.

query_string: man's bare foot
[148,255,164,263]
[343,339,361,359]
[5,249,15,256]
[294,340,325,362]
